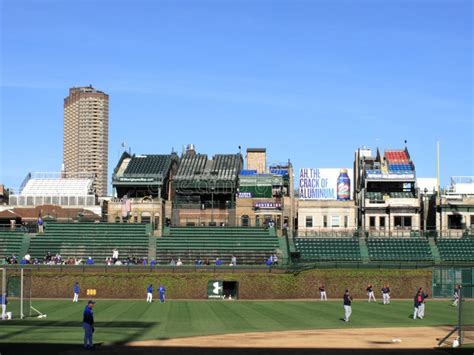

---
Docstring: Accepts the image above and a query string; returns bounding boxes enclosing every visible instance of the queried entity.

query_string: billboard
[299,168,353,200]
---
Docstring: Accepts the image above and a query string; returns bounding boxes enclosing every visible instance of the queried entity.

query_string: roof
[174,154,243,184]
[20,178,94,196]
[247,148,266,153]
[7,205,100,221]
[0,209,22,219]
[113,152,178,185]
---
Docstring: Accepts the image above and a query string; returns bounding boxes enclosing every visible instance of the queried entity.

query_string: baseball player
[159,284,166,303]
[452,284,460,307]
[73,282,80,302]
[418,288,428,319]
[0,293,7,320]
[381,284,391,305]
[413,289,422,320]
[319,284,327,301]
[146,284,153,303]
[366,284,376,302]
[343,289,353,322]
[82,300,95,349]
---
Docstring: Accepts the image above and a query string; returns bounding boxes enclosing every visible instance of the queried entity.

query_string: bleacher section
[28,223,149,262]
[0,232,24,258]
[156,227,279,265]
[437,238,474,262]
[385,150,409,163]
[367,238,433,261]
[123,155,173,177]
[295,238,361,262]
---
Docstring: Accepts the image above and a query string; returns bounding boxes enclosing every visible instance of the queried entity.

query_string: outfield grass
[0,299,466,345]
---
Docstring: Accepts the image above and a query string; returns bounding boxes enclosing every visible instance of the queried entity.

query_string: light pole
[423,188,429,234]
[211,186,215,225]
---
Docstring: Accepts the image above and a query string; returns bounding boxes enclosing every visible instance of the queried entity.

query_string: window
[395,216,412,228]
[241,215,249,227]
[344,216,348,228]
[394,216,402,228]
[448,215,463,229]
[379,216,386,229]
[331,216,340,228]
[369,216,376,228]
[323,216,328,228]
[305,216,313,228]
[404,216,412,228]
[471,215,474,228]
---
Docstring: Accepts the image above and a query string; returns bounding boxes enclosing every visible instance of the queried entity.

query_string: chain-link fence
[437,283,473,347]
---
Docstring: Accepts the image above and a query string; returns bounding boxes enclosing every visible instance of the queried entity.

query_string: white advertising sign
[299,168,353,200]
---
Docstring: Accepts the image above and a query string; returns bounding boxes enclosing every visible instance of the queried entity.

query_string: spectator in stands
[24,253,31,263]
[170,259,176,266]
[273,254,279,265]
[176,258,183,266]
[204,258,210,266]
[86,257,94,265]
[75,258,83,265]
[112,248,119,263]
[142,258,147,266]
[115,259,122,266]
[150,259,157,267]
[195,257,203,266]
[33,258,39,265]
[45,252,52,263]
[19,258,28,265]
[37,215,44,234]
[265,256,273,266]
[231,255,237,266]
[215,258,222,266]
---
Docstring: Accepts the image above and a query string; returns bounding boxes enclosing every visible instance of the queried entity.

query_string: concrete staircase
[148,235,157,262]
[19,234,32,258]
[359,237,370,263]
[428,238,441,264]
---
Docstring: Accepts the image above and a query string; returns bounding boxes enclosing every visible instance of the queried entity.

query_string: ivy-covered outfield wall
[30,269,432,299]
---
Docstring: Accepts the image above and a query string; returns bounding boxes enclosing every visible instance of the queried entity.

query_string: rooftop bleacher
[20,178,93,196]
[156,227,279,265]
[174,154,242,184]
[28,223,149,262]
[295,237,361,262]
[123,154,175,177]
[367,238,433,261]
[384,150,410,163]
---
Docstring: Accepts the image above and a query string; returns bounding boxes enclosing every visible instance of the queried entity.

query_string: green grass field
[1,299,469,346]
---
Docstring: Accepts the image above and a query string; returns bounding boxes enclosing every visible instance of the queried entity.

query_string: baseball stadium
[0,146,473,355]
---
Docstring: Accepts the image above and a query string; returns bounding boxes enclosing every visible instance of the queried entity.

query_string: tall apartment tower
[63,86,109,196]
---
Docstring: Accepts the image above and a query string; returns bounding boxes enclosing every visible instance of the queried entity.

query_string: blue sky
[1,0,472,193]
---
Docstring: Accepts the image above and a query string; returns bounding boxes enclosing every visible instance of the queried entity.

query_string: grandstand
[436,237,474,262]
[367,237,433,261]
[172,145,242,226]
[0,230,24,258]
[28,223,150,262]
[294,237,361,262]
[156,227,279,265]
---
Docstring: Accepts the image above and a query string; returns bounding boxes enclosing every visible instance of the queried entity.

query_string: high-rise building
[63,86,109,196]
